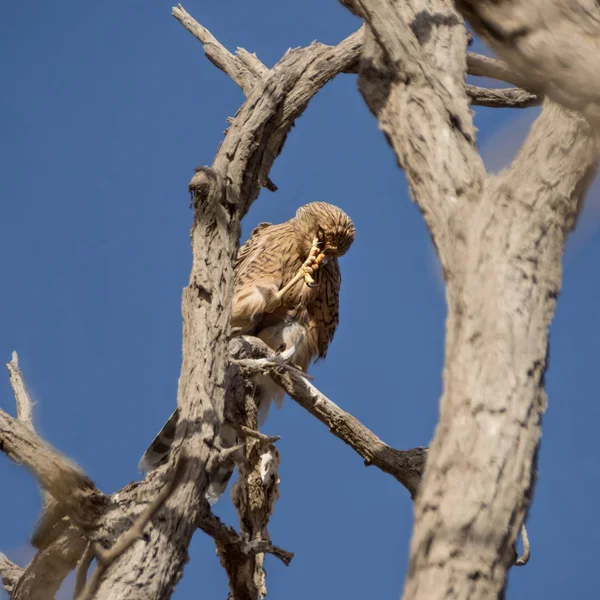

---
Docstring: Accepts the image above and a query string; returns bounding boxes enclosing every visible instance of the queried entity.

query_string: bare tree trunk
[406,102,596,598]
[339,1,598,598]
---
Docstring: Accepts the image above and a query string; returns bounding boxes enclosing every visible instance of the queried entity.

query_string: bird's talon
[314,252,327,266]
[306,281,318,288]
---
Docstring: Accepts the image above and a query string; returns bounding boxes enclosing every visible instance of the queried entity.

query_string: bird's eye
[316,227,325,247]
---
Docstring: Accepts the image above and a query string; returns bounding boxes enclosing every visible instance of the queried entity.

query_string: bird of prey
[139,201,355,502]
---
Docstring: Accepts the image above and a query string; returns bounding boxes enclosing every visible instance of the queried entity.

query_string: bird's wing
[310,258,341,359]
[234,222,273,283]
[232,221,299,332]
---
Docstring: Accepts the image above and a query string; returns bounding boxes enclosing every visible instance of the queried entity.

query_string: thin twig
[7,351,34,428]
[264,176,278,192]
[218,442,247,461]
[515,523,531,566]
[78,457,186,600]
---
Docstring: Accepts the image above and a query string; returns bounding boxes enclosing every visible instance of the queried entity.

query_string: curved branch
[198,503,293,567]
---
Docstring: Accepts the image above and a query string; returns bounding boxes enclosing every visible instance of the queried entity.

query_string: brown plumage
[231,201,355,421]
[139,202,355,501]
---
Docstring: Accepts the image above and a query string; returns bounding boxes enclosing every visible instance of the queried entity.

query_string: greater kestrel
[139,202,355,502]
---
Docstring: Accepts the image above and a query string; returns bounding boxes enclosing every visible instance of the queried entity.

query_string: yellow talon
[301,239,328,287]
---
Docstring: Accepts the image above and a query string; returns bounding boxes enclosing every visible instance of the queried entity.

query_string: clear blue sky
[2,2,600,598]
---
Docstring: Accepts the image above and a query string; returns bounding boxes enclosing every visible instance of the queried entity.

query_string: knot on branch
[189,167,225,216]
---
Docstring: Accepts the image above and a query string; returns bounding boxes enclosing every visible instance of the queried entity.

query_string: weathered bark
[342,0,485,275]
[405,101,597,599]
[339,1,599,598]
[229,399,281,599]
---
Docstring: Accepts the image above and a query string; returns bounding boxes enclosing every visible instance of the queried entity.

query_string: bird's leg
[276,238,325,297]
[260,239,326,314]
[302,247,328,288]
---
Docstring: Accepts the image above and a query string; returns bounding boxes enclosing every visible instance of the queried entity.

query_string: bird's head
[295,202,355,259]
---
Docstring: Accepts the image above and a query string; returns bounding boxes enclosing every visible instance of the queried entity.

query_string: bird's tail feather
[138,409,179,473]
[205,423,237,504]
[256,374,286,425]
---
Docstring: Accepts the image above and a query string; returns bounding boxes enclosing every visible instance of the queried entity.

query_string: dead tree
[1,1,598,599]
